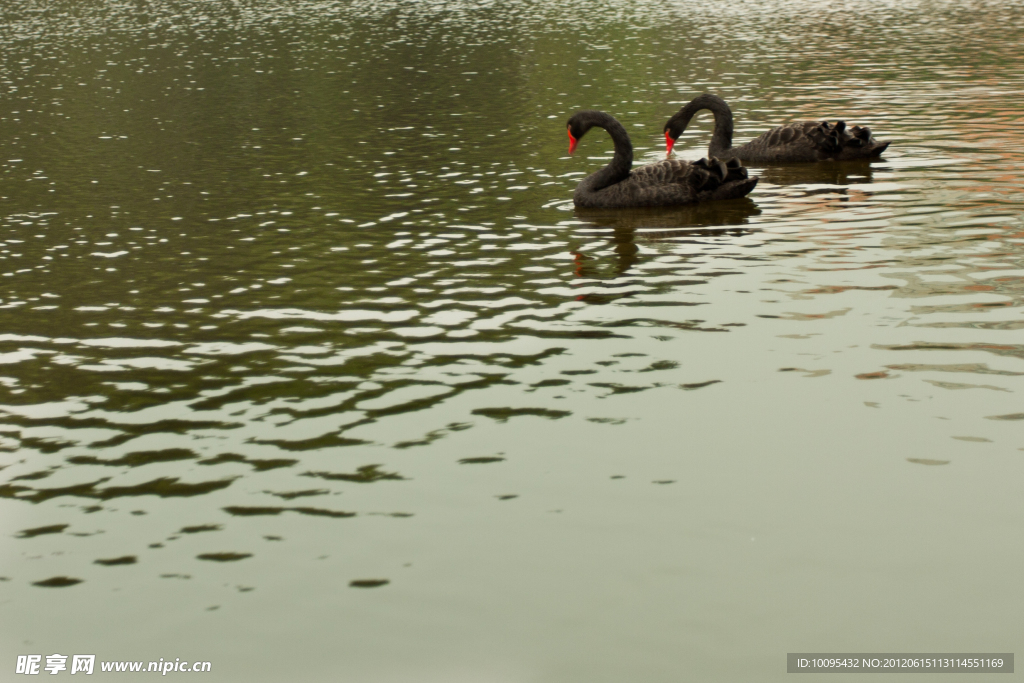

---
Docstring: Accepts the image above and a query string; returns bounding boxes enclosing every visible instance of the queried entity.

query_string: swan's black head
[566,110,604,155]
[662,94,727,156]
[566,114,588,155]
[662,104,700,154]
[663,117,685,156]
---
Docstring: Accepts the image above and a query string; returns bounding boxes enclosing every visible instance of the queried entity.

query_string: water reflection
[573,197,760,232]
[754,160,881,186]
[2,0,1024,680]
[568,201,760,284]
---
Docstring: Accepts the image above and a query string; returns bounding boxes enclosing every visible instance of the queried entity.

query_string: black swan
[663,94,890,163]
[567,110,757,209]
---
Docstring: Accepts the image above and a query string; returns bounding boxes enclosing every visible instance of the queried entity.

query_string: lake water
[2,1,1023,680]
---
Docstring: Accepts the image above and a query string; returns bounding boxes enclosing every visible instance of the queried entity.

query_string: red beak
[665,130,675,156]
[568,128,577,155]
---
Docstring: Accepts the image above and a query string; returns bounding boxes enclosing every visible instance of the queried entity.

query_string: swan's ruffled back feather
[736,120,889,162]
[575,157,756,208]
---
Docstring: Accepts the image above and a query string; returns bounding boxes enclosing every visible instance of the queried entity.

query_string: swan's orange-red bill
[665,131,675,156]
[568,128,577,155]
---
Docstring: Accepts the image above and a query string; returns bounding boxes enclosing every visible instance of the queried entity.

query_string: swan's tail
[714,176,758,201]
[837,124,890,158]
[695,157,757,200]
[870,141,891,156]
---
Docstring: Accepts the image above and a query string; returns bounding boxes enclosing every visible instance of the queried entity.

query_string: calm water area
[2,0,1023,680]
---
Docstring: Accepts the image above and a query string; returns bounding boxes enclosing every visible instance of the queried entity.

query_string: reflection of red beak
[665,130,675,157]
[568,129,577,155]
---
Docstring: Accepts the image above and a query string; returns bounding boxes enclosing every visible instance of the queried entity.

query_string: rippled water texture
[2,0,1023,680]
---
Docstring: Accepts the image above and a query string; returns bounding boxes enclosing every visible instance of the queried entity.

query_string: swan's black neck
[665,93,735,157]
[568,110,633,195]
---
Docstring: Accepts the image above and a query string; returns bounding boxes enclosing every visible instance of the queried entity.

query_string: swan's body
[567,110,757,209]
[664,94,890,163]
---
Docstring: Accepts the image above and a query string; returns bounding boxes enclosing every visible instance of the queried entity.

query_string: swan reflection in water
[567,198,761,291]
[573,196,760,234]
[754,159,882,187]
